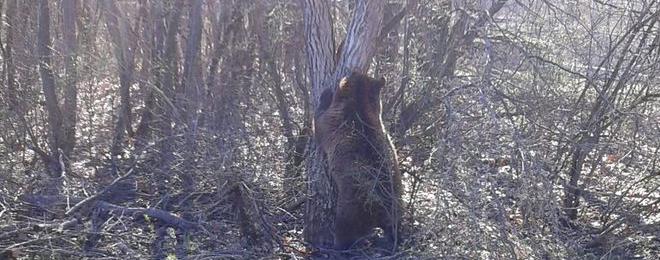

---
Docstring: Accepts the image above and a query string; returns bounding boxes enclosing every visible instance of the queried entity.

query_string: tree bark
[332,0,384,79]
[180,0,203,194]
[4,0,18,111]
[37,0,63,194]
[302,0,384,248]
[102,0,135,161]
[61,0,78,161]
[302,0,335,110]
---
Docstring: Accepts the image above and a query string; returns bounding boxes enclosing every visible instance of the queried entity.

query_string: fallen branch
[95,201,196,230]
[65,167,136,217]
[34,218,80,232]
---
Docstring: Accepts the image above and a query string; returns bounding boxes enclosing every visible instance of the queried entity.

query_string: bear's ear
[338,76,351,96]
[317,89,333,114]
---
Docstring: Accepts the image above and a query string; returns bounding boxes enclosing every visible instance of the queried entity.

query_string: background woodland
[0,0,659,259]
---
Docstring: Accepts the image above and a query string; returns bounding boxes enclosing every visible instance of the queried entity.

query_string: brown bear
[314,72,402,250]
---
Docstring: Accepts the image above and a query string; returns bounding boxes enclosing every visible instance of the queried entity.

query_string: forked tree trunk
[302,0,384,248]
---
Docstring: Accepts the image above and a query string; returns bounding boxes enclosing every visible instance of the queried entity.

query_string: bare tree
[150,0,185,257]
[102,0,136,165]
[180,0,203,195]
[4,0,18,114]
[37,0,64,194]
[176,0,204,257]
[61,0,78,161]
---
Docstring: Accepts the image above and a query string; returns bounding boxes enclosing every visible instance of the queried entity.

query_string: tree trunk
[103,0,135,162]
[176,0,203,257]
[61,0,78,161]
[4,0,18,111]
[153,0,184,194]
[151,0,185,257]
[302,0,384,248]
[37,0,63,194]
[202,0,233,129]
[134,0,155,147]
[180,0,203,195]
[302,0,335,110]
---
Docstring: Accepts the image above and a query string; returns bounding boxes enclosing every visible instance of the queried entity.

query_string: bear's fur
[314,72,402,250]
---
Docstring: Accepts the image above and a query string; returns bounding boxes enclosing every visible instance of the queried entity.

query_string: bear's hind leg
[334,201,372,250]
